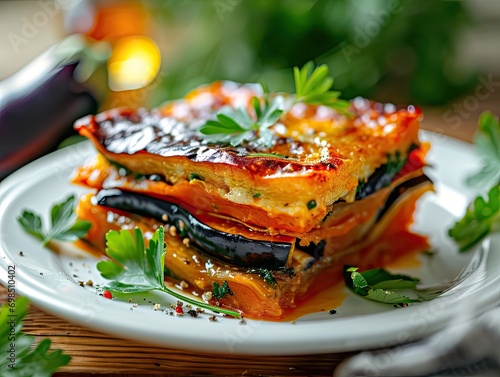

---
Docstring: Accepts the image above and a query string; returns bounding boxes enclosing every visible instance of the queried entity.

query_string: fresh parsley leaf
[1,297,71,376]
[361,268,420,290]
[212,281,234,300]
[17,211,44,241]
[198,62,350,147]
[188,173,203,181]
[17,195,91,246]
[97,227,166,293]
[364,289,419,305]
[294,61,350,113]
[97,226,242,318]
[344,266,432,305]
[466,111,500,189]
[200,96,284,148]
[450,111,500,251]
[258,269,278,288]
[449,185,500,252]
[246,268,279,288]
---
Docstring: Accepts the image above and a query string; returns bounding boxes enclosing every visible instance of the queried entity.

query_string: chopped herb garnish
[343,266,438,305]
[449,185,500,252]
[261,271,277,288]
[246,268,293,288]
[188,173,203,181]
[18,195,91,246]
[0,297,71,375]
[257,269,278,288]
[307,200,317,210]
[212,281,234,300]
[96,226,241,318]
[253,193,261,199]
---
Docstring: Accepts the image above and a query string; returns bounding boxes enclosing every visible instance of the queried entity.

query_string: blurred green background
[2,0,498,108]
[145,0,476,106]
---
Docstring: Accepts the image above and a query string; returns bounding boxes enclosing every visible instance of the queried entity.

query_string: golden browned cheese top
[74,81,423,233]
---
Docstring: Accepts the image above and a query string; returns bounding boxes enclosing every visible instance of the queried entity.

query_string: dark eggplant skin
[95,189,293,270]
[355,164,393,200]
[375,174,432,221]
[0,63,97,180]
[300,174,432,265]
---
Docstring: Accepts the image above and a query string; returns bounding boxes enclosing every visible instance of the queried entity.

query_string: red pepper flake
[103,290,113,299]
[175,305,184,315]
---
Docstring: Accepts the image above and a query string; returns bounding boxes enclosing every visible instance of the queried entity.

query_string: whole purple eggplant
[0,35,109,180]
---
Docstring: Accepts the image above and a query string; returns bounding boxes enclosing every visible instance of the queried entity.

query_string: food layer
[74,81,422,234]
[72,80,432,319]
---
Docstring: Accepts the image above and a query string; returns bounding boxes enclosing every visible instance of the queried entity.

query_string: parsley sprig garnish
[212,281,234,300]
[294,61,350,112]
[449,185,500,252]
[1,297,71,376]
[97,226,242,318]
[449,111,500,252]
[17,195,91,246]
[344,267,438,305]
[199,96,284,147]
[466,111,500,188]
[199,61,349,147]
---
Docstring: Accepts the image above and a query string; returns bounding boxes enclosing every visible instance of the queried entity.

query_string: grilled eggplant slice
[95,189,293,269]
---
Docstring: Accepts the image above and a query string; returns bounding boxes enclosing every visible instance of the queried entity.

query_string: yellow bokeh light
[108,36,161,91]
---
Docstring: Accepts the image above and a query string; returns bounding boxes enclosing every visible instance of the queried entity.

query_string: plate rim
[1,131,499,355]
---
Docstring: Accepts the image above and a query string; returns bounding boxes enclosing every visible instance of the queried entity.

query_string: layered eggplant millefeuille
[71,80,432,320]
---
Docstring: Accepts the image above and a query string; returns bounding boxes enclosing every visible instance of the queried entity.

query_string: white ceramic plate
[1,132,499,355]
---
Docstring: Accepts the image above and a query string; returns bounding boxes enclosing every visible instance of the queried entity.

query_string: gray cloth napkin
[334,306,500,377]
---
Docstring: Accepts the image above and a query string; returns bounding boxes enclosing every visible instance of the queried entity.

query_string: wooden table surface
[1,90,497,377]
